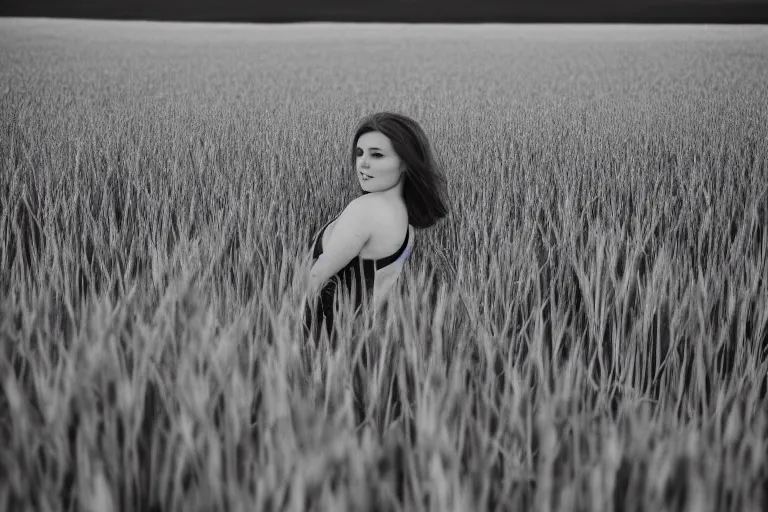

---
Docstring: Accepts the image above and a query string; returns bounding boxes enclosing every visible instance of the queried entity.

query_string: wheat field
[1,19,767,512]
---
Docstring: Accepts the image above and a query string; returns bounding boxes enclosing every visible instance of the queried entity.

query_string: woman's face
[355,131,404,193]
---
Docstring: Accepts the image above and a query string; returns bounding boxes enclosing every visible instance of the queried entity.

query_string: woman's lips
[359,172,373,180]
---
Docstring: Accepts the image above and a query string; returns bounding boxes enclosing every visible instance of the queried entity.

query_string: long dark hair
[350,112,449,229]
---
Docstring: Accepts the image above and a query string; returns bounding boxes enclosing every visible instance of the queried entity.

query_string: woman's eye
[355,148,383,158]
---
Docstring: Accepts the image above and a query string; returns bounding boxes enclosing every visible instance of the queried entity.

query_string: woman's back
[309,210,415,311]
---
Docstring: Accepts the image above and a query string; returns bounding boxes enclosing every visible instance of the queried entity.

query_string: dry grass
[1,19,767,511]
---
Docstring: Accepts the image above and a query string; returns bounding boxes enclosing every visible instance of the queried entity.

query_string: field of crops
[1,18,768,511]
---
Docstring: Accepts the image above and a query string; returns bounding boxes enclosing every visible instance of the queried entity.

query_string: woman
[303,112,449,346]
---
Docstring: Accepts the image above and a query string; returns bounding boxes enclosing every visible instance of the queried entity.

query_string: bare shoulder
[344,194,378,218]
[353,194,407,221]
[332,195,378,233]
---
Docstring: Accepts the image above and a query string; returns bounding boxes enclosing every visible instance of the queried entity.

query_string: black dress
[303,213,410,345]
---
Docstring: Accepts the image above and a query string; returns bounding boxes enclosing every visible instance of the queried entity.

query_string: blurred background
[2,0,767,23]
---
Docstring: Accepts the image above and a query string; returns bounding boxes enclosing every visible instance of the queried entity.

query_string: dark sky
[3,0,767,22]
